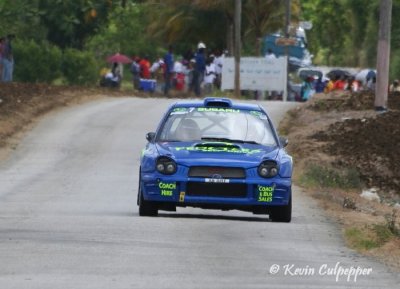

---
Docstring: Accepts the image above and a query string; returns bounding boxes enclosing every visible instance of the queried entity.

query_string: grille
[186,182,247,198]
[188,166,245,178]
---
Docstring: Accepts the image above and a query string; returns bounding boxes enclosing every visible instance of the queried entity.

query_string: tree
[301,0,350,65]
[146,0,229,52]
[37,0,113,49]
[0,0,45,40]
[85,4,156,61]
[243,0,284,56]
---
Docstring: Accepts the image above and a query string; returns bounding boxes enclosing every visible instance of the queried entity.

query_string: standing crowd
[300,70,400,102]
[0,34,15,82]
[129,42,225,97]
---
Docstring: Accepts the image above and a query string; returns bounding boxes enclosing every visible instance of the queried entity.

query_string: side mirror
[146,132,156,143]
[279,136,289,148]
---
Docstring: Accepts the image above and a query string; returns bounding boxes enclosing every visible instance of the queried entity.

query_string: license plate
[205,178,230,183]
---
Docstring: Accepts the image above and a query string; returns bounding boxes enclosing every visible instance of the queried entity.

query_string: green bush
[300,164,362,190]
[13,39,62,83]
[390,49,400,80]
[345,227,379,250]
[62,48,99,85]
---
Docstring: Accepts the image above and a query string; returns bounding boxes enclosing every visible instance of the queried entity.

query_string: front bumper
[140,172,291,207]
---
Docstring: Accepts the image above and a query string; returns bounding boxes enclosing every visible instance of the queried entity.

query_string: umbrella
[326,69,352,80]
[298,69,323,81]
[106,53,132,64]
[355,69,376,85]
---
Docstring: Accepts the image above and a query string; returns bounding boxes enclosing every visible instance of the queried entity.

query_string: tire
[269,197,292,223]
[138,183,158,217]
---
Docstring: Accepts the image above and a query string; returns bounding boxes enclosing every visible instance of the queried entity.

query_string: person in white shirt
[150,58,164,92]
[204,57,216,94]
[265,48,277,60]
[213,50,224,89]
[173,56,184,74]
[104,63,121,88]
[173,56,185,90]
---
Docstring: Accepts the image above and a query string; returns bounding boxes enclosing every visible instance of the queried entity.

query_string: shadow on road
[156,212,271,222]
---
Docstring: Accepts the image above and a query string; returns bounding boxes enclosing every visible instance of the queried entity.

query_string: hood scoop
[194,142,241,150]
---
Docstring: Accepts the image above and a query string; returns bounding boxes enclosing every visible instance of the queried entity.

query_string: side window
[245,114,276,146]
[159,115,182,140]
[169,118,181,137]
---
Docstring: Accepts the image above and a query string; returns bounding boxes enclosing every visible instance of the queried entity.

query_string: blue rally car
[138,97,293,222]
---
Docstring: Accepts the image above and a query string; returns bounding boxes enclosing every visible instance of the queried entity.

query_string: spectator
[150,57,164,78]
[301,76,315,101]
[139,56,151,79]
[191,42,206,97]
[174,56,185,91]
[150,57,164,93]
[0,37,5,80]
[265,48,276,60]
[324,78,335,93]
[389,79,400,92]
[204,56,216,95]
[102,63,121,88]
[366,70,376,86]
[2,34,15,82]
[314,77,326,93]
[185,59,195,93]
[213,49,224,89]
[333,75,347,90]
[130,57,141,90]
[345,76,359,92]
[163,45,174,96]
[367,76,376,91]
[110,62,121,87]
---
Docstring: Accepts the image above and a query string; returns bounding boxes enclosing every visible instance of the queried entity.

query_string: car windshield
[158,107,277,146]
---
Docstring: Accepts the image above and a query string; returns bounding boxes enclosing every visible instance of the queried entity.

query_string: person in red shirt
[139,56,151,79]
[333,75,346,90]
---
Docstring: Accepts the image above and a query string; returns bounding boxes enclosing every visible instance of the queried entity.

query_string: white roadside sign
[221,57,287,91]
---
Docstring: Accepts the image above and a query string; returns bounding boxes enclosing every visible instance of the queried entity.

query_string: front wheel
[138,183,158,217]
[269,197,292,223]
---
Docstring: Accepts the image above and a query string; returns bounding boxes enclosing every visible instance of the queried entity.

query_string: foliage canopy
[2,0,400,82]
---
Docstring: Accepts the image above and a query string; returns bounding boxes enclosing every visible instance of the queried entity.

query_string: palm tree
[145,0,300,56]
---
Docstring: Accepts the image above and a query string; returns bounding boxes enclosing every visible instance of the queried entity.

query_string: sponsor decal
[158,181,176,197]
[174,146,262,154]
[250,110,268,119]
[257,185,275,202]
[171,107,189,115]
[171,107,266,117]
[179,191,185,202]
[197,107,240,113]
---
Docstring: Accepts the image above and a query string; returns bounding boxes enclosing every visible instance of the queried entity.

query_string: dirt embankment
[295,90,400,199]
[0,82,139,149]
[280,90,400,271]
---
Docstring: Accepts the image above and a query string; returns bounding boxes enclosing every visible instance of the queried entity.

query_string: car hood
[155,141,280,168]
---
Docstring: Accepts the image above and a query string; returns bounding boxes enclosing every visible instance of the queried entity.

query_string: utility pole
[285,0,291,39]
[283,0,291,102]
[234,0,241,98]
[375,0,392,111]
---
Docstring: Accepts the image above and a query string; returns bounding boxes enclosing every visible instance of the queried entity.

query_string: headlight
[156,156,177,175]
[258,160,279,178]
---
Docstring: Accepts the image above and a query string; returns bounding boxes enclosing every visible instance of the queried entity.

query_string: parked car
[138,97,293,222]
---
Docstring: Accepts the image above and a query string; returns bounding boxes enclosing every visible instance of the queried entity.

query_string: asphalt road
[0,97,399,289]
